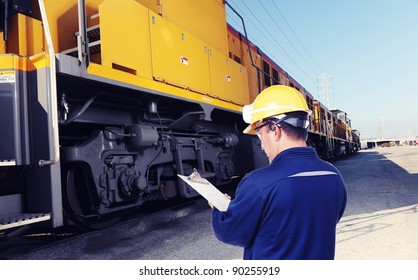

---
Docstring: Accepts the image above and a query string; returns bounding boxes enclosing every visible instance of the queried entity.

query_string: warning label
[180,56,189,65]
[0,71,16,83]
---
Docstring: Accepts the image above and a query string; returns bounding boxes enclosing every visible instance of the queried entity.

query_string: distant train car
[0,0,359,233]
[352,130,361,151]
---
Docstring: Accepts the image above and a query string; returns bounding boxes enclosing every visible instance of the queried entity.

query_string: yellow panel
[87,62,242,113]
[99,0,152,79]
[149,10,211,94]
[0,55,28,71]
[209,48,249,105]
[227,31,242,61]
[240,41,261,103]
[0,53,50,72]
[25,15,44,56]
[0,32,5,54]
[7,14,44,56]
[159,0,228,56]
[135,0,161,14]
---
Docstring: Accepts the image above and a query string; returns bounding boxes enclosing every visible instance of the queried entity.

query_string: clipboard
[178,170,230,211]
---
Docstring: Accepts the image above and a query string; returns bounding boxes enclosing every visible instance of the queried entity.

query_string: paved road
[8,146,418,260]
[335,146,418,259]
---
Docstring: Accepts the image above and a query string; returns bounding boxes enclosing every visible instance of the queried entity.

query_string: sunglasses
[254,120,280,135]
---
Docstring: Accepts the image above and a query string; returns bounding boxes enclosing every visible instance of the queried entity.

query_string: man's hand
[208,193,231,209]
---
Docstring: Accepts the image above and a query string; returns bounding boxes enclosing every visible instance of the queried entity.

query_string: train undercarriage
[309,133,359,160]
[55,70,247,229]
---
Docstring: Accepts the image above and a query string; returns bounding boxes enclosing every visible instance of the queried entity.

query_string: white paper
[178,174,230,211]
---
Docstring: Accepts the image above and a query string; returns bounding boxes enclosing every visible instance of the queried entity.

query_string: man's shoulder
[244,162,291,187]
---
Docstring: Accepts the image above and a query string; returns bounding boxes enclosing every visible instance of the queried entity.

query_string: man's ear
[273,125,282,142]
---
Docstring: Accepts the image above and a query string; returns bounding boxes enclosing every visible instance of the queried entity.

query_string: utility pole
[317,73,331,108]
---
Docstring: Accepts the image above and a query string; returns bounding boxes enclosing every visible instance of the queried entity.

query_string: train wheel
[63,164,124,230]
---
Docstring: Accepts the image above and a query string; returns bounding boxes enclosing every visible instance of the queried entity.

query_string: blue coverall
[212,147,347,260]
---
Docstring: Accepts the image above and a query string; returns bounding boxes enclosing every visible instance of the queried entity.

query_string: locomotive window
[272,68,279,85]
[263,60,271,86]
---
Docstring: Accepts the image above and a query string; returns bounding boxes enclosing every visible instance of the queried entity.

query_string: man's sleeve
[211,175,264,247]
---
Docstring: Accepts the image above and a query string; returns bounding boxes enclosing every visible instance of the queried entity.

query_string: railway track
[0,226,80,259]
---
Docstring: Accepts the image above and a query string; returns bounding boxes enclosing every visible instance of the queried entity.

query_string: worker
[211,85,347,260]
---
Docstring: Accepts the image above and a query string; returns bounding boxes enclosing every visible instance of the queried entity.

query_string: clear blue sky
[226,0,418,140]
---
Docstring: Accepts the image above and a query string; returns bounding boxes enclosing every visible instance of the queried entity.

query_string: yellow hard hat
[242,85,311,134]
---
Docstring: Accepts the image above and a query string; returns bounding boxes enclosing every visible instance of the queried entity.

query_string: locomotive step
[0,213,51,231]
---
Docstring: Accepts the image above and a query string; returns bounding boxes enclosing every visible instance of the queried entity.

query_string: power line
[270,0,325,74]
[228,0,289,61]
[257,0,319,78]
[235,0,317,86]
[227,0,280,53]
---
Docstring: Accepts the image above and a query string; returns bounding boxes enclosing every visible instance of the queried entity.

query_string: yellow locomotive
[0,0,359,232]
